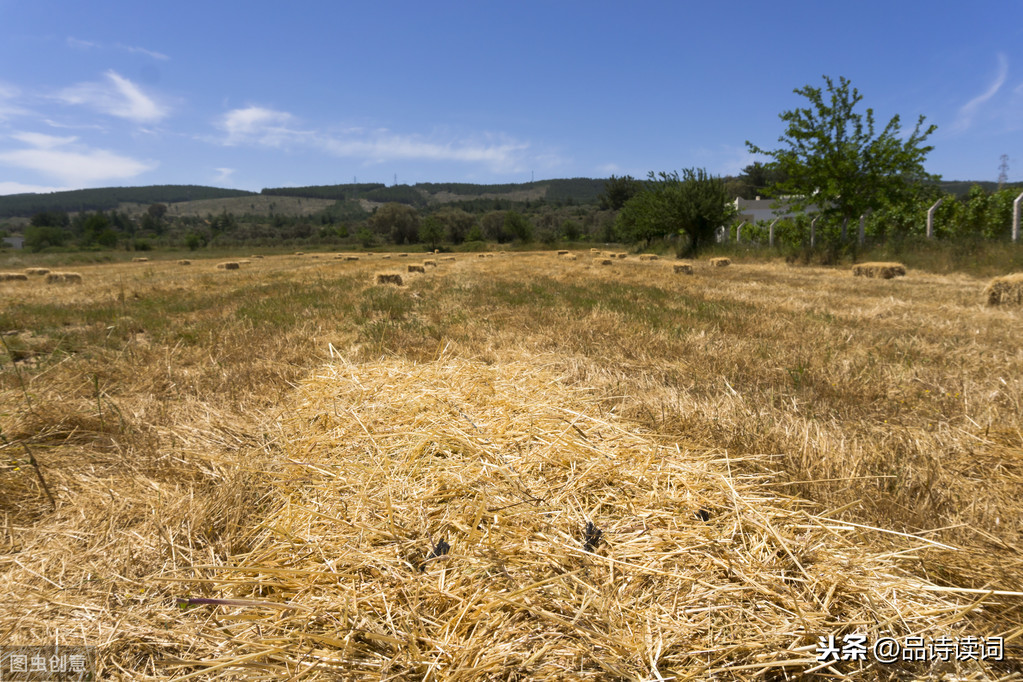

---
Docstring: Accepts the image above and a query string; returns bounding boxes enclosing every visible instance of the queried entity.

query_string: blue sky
[0,1,1020,195]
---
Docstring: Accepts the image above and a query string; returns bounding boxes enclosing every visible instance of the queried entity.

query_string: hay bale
[177,260,191,265]
[250,254,264,259]
[562,254,578,261]
[24,267,50,276]
[440,256,455,262]
[984,272,1023,306]
[477,253,487,258]
[238,259,251,264]
[375,272,404,286]
[589,248,599,253]
[423,260,437,267]
[709,257,731,267]
[638,254,659,261]
[434,249,440,254]
[398,253,408,258]
[131,257,149,262]
[852,261,905,279]
[45,271,82,284]
[293,251,305,255]
[345,256,360,261]
[616,253,627,259]
[673,263,694,275]
[381,255,392,260]
[407,264,426,274]
[0,272,29,281]
[216,261,240,270]
[594,258,613,266]
[557,250,570,255]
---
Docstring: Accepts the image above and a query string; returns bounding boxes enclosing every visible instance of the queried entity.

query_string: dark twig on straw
[582,521,602,553]
[696,508,711,522]
[420,538,451,572]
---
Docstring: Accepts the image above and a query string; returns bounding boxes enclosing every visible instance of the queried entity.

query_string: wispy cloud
[0,181,72,196]
[0,132,156,186]
[213,167,235,183]
[215,105,534,172]
[57,71,169,123]
[952,53,1009,132]
[0,82,30,121]
[67,37,169,61]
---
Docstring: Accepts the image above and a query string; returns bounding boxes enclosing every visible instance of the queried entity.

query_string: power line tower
[998,154,1009,189]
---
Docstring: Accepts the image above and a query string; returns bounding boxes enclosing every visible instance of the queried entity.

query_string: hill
[0,185,256,219]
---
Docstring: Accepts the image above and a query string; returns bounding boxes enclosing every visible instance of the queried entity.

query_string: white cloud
[597,163,621,174]
[57,70,168,123]
[0,133,155,186]
[0,82,29,121]
[67,37,169,61]
[213,167,235,183]
[215,105,534,172]
[952,53,1009,132]
[0,181,72,196]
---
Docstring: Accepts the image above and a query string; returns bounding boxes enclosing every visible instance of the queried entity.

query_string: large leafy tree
[746,75,937,237]
[599,174,643,210]
[370,203,419,244]
[615,169,736,255]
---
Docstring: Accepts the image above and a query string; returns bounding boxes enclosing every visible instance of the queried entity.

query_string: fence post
[858,214,866,246]
[735,221,745,244]
[1013,192,1023,242]
[769,219,778,247]
[810,217,818,248]
[927,198,943,239]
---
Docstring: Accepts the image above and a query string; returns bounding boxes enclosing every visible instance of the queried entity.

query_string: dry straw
[984,272,1023,305]
[673,263,694,274]
[594,258,613,266]
[142,357,997,680]
[638,254,659,261]
[216,261,240,270]
[852,262,906,279]
[710,257,731,267]
[407,264,426,273]
[0,272,28,281]
[24,267,50,276]
[374,272,404,285]
[44,271,82,283]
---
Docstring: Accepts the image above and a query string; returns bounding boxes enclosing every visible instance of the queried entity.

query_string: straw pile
[24,267,50,275]
[177,260,191,265]
[399,253,408,258]
[590,248,599,253]
[852,262,906,279]
[145,357,992,679]
[638,254,658,261]
[0,272,29,281]
[557,250,570,255]
[562,254,578,261]
[238,259,251,265]
[423,260,437,267]
[594,258,613,266]
[45,271,82,283]
[132,257,149,262]
[374,272,404,286]
[984,272,1023,306]
[251,254,264,259]
[382,255,392,260]
[407,264,426,274]
[616,253,627,259]
[216,261,240,270]
[673,263,694,275]
[345,256,360,261]
[440,257,455,262]
[710,257,731,267]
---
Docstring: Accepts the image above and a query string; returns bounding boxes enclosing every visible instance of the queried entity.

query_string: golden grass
[710,257,731,267]
[0,272,29,281]
[673,263,694,274]
[43,271,82,283]
[852,261,906,279]
[2,253,1022,678]
[983,272,1023,306]
[375,272,404,286]
[216,261,240,270]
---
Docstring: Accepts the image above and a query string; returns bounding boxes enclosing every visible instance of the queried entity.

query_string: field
[118,194,337,218]
[1,251,1021,679]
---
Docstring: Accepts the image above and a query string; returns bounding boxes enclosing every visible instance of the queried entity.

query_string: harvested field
[983,272,1023,305]
[2,253,1021,679]
[853,261,906,279]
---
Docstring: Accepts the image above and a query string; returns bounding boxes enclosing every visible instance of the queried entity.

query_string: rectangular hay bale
[375,272,404,286]
[216,261,240,270]
[984,272,1023,306]
[673,263,694,274]
[24,268,50,276]
[45,271,82,284]
[852,262,905,279]
[0,272,29,281]
[407,264,426,273]
[709,257,731,267]
[638,254,659,261]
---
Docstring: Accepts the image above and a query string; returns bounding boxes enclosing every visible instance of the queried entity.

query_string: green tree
[481,211,509,243]
[599,174,642,210]
[746,75,938,239]
[370,203,419,244]
[616,169,737,255]
[24,225,67,251]
[420,215,445,250]
[504,211,533,242]
[434,208,475,244]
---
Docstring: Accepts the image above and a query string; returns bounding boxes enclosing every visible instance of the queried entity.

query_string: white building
[2,235,24,250]
[733,197,818,224]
